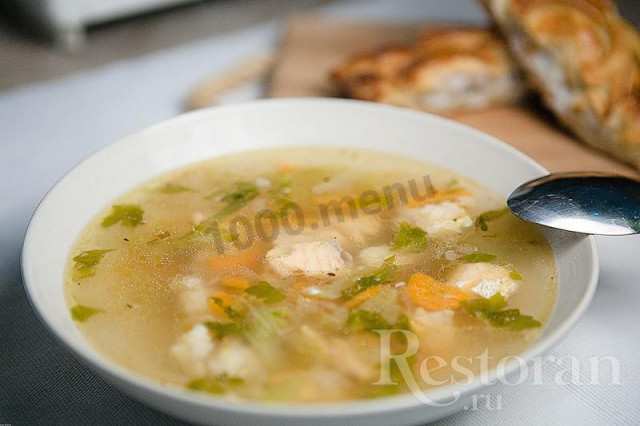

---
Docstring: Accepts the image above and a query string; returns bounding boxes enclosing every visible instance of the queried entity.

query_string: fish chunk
[170,324,215,376]
[330,214,382,246]
[448,262,518,299]
[207,338,262,380]
[267,240,352,277]
[173,275,210,314]
[397,201,472,235]
[357,245,414,267]
[410,308,457,355]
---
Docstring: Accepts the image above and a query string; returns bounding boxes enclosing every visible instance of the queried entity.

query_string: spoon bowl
[508,172,640,235]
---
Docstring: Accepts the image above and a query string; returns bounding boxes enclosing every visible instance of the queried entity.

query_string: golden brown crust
[483,0,640,169]
[330,27,524,113]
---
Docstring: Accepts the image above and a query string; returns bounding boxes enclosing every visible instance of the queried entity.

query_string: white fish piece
[173,275,210,314]
[179,288,210,314]
[448,262,518,299]
[170,324,215,377]
[329,214,381,246]
[358,246,391,268]
[410,308,457,355]
[207,338,262,380]
[357,245,412,267]
[176,275,202,289]
[267,240,352,277]
[172,275,211,314]
[396,200,473,235]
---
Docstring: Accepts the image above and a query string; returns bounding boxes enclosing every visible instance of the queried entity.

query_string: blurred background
[1,0,638,91]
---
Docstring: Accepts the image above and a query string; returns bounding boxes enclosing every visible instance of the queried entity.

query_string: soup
[65,148,556,401]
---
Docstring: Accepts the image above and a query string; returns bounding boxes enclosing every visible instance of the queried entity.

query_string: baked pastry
[330,27,525,113]
[483,0,640,169]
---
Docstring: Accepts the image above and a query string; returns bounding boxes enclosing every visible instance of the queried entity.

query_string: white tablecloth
[1,1,638,424]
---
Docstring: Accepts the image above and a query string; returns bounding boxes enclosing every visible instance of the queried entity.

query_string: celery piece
[70,305,102,322]
[347,310,410,334]
[204,321,244,338]
[462,293,507,315]
[509,268,524,280]
[102,204,144,228]
[394,313,411,331]
[347,310,391,332]
[392,222,427,253]
[475,207,509,231]
[154,183,194,194]
[183,217,220,240]
[245,281,286,304]
[211,181,259,219]
[462,293,541,330]
[342,259,398,300]
[485,309,541,330]
[459,253,497,263]
[72,249,114,280]
[187,376,244,394]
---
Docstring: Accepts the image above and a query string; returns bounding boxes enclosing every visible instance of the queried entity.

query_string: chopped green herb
[102,204,144,228]
[462,293,541,330]
[342,258,398,299]
[509,268,524,280]
[346,310,411,333]
[187,378,224,394]
[154,183,194,194]
[485,309,541,330]
[347,310,391,332]
[392,222,427,253]
[462,293,507,314]
[187,376,244,394]
[125,304,133,309]
[475,207,509,231]
[394,313,411,331]
[72,249,114,280]
[181,217,220,240]
[204,321,244,337]
[245,281,286,304]
[70,305,102,322]
[459,253,497,263]
[210,181,259,219]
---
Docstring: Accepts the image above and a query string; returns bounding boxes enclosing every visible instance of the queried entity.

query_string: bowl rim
[21,97,599,418]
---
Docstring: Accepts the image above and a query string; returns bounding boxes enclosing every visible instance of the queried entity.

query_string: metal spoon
[507,173,640,235]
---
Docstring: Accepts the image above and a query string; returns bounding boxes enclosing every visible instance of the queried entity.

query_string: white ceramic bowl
[22,99,598,426]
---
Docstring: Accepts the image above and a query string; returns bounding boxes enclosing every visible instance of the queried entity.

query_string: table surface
[1,1,639,425]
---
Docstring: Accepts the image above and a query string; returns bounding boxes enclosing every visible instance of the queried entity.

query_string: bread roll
[483,0,640,169]
[330,27,524,113]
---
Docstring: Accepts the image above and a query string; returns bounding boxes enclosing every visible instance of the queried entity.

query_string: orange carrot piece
[406,189,472,208]
[222,277,250,290]
[345,285,382,309]
[208,243,264,276]
[278,163,296,172]
[407,273,469,311]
